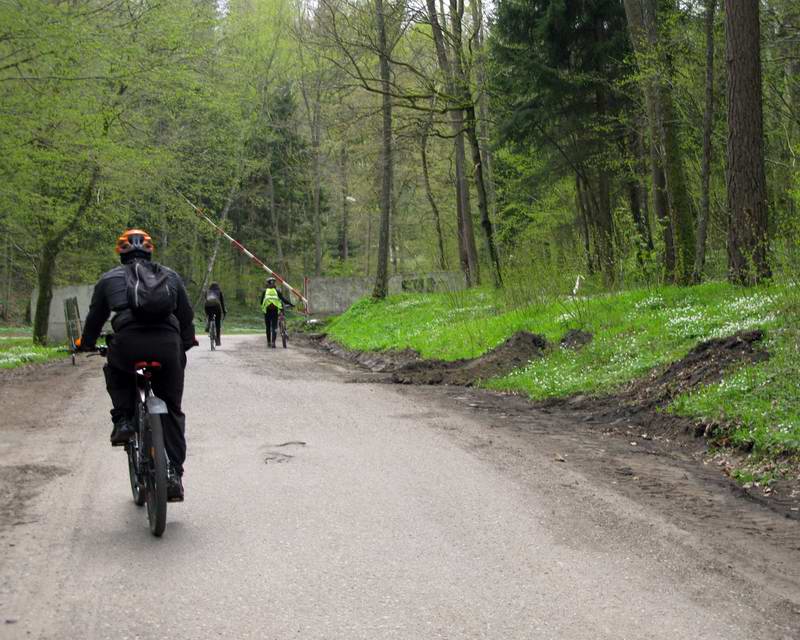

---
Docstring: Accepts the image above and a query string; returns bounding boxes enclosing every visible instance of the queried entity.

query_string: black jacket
[205,284,227,316]
[82,260,195,350]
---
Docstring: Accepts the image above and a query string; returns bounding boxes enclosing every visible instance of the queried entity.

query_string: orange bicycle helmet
[115,229,154,255]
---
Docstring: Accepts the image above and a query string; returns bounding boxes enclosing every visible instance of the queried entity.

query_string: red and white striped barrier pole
[177,191,309,309]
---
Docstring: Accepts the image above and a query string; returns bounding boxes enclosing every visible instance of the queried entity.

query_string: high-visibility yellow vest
[261,288,283,313]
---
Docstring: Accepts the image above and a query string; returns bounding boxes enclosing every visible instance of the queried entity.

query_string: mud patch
[0,464,68,529]
[386,332,546,386]
[317,337,422,373]
[264,452,293,464]
[560,329,593,350]
[263,440,306,464]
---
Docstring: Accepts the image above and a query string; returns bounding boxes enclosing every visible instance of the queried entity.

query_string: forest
[1,0,798,343]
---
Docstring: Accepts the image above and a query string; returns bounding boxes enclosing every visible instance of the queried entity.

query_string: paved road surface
[1,335,798,639]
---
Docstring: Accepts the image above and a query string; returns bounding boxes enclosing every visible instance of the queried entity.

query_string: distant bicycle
[278,309,288,348]
[208,313,217,351]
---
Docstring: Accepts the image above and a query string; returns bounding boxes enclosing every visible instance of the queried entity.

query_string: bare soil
[0,359,90,531]
[320,331,547,385]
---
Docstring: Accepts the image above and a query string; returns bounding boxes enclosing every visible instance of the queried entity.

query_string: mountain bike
[208,313,217,351]
[82,343,172,537]
[278,309,288,348]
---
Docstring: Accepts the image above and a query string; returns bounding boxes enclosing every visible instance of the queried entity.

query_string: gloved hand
[74,337,93,352]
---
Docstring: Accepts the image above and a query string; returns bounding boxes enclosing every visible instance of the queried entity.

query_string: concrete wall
[306,271,465,315]
[31,285,95,344]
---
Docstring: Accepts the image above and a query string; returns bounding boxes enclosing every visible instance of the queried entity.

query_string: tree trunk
[725,0,770,284]
[311,102,323,276]
[421,118,447,270]
[627,181,649,264]
[693,0,717,283]
[33,166,99,345]
[339,146,349,261]
[465,103,502,286]
[469,0,497,221]
[634,121,655,252]
[425,0,480,286]
[195,182,238,309]
[657,78,696,283]
[372,0,393,299]
[592,86,615,285]
[575,174,595,275]
[623,0,693,283]
[266,165,288,276]
[595,169,615,285]
[453,119,479,285]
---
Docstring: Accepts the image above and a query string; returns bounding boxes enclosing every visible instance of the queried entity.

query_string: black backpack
[124,260,177,321]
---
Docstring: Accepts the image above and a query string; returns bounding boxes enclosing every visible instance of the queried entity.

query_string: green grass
[327,281,799,459]
[0,327,68,369]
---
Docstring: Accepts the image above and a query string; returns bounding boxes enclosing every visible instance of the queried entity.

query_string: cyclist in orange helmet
[77,229,196,501]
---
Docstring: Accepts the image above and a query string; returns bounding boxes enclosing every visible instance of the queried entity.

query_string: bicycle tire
[209,316,216,351]
[279,316,288,348]
[145,413,168,537]
[126,432,145,507]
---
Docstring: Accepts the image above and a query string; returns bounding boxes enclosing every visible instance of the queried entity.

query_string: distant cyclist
[76,229,195,501]
[204,282,226,346]
[260,277,292,348]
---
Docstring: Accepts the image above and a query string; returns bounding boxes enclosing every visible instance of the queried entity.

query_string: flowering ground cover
[0,327,67,369]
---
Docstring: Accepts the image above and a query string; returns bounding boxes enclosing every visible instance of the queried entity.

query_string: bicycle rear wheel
[126,432,145,507]
[209,316,216,351]
[144,414,168,537]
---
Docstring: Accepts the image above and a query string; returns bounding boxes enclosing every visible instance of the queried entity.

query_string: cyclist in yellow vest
[260,277,293,348]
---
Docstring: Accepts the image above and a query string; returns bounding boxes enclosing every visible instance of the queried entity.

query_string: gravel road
[1,335,798,639]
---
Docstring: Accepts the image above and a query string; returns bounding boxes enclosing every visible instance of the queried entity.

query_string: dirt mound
[560,329,593,350]
[551,330,771,449]
[315,336,422,372]
[624,330,768,409]
[391,332,547,386]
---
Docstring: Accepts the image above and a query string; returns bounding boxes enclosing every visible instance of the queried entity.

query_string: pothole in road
[264,452,293,464]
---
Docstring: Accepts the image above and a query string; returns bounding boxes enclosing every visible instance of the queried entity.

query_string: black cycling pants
[104,327,187,474]
[264,306,279,344]
[204,302,222,345]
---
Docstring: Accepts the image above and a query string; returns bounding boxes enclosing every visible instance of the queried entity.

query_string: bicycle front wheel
[145,414,168,537]
[279,317,288,348]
